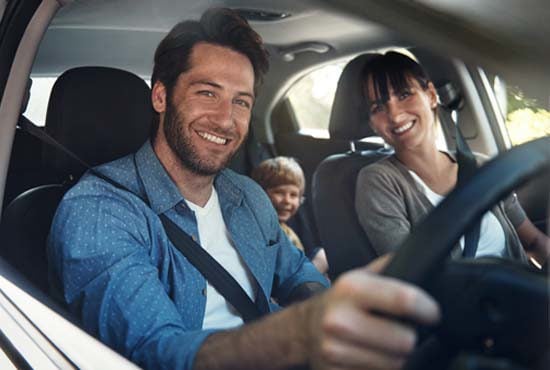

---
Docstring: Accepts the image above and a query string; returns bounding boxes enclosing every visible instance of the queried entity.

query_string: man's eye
[198,90,215,97]
[234,98,251,109]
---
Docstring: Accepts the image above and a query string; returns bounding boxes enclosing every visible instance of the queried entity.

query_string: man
[48,8,439,370]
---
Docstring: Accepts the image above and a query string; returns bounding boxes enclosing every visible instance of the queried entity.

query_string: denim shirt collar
[135,140,243,215]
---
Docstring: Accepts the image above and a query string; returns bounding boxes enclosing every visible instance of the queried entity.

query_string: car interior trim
[0,0,60,212]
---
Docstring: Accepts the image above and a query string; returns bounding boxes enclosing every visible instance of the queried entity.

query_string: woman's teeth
[393,121,414,134]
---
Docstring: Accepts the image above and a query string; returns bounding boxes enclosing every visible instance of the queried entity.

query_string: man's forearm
[193,298,313,370]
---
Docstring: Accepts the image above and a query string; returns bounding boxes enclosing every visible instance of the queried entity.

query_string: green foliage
[506,85,539,112]
[506,108,550,145]
[505,86,550,145]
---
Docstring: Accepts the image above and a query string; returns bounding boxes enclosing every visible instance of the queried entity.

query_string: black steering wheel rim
[382,137,550,285]
[381,137,550,369]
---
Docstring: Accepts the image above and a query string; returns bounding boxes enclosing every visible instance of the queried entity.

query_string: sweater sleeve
[475,152,527,228]
[502,192,527,228]
[355,165,411,255]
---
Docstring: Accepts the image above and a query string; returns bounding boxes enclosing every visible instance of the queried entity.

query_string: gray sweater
[355,155,528,262]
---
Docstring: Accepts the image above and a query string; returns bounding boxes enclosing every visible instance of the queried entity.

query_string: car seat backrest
[43,66,152,180]
[312,53,392,279]
[0,184,65,292]
[0,67,152,296]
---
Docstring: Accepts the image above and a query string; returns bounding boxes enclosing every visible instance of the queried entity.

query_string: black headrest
[43,66,152,179]
[329,53,377,141]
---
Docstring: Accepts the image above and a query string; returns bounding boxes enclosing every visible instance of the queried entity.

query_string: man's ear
[152,81,167,114]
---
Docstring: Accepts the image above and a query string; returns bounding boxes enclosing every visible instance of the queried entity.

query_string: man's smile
[197,130,229,145]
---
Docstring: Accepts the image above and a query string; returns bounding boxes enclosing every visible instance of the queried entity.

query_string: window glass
[286,61,348,138]
[492,76,550,146]
[24,77,57,126]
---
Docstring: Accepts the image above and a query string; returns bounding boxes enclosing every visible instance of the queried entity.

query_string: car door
[0,1,143,368]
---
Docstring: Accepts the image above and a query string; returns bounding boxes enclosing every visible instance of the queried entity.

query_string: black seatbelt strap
[454,124,481,257]
[18,116,92,171]
[159,215,262,321]
[18,116,263,322]
[437,82,481,258]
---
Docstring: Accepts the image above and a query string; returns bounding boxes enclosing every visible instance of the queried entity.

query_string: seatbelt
[18,117,263,322]
[159,215,262,322]
[437,82,481,258]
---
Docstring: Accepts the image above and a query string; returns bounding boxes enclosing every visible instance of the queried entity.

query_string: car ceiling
[31,0,550,131]
[33,0,393,78]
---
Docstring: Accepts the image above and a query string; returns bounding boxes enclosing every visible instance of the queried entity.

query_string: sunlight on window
[506,108,550,145]
[287,61,348,138]
[493,78,550,146]
[24,77,57,126]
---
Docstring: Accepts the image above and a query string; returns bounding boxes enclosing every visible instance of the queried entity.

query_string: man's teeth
[393,121,414,134]
[198,131,227,145]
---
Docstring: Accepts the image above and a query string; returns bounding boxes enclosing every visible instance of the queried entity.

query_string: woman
[355,51,549,264]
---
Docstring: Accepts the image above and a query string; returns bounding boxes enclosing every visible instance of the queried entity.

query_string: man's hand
[194,255,440,370]
[305,254,440,370]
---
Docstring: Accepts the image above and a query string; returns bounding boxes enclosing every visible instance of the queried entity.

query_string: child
[252,157,329,275]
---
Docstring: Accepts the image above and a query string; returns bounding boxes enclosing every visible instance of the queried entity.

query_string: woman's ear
[368,120,378,135]
[152,81,167,114]
[427,82,438,109]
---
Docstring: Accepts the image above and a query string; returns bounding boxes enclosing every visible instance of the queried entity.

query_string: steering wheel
[381,137,550,370]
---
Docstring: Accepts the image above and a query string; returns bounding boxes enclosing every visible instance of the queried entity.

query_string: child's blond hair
[251,157,305,194]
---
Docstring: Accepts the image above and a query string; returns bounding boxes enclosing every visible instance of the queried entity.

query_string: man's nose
[210,99,233,127]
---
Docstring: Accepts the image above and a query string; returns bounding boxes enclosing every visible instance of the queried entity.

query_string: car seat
[312,54,393,280]
[0,66,152,294]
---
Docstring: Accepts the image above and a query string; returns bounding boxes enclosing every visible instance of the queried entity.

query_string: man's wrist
[284,282,327,305]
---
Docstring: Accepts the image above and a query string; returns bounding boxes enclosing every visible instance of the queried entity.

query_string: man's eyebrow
[191,79,221,89]
[191,79,255,100]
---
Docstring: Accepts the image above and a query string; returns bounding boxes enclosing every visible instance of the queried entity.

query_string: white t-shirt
[186,189,257,329]
[409,170,505,258]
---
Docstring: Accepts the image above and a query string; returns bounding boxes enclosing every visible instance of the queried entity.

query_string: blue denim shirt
[48,141,328,370]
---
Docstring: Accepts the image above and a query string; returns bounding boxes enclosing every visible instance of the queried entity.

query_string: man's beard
[163,98,242,176]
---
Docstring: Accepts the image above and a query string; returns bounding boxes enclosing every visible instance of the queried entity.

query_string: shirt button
[192,235,197,242]
[202,287,207,296]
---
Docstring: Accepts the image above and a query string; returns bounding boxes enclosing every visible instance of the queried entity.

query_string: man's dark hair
[150,8,269,135]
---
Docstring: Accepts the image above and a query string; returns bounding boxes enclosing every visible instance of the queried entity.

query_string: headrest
[329,53,378,141]
[43,66,152,179]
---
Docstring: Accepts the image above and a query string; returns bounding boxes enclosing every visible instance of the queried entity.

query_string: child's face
[266,184,302,223]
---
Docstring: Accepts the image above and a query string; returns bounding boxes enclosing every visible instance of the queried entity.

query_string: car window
[24,77,56,126]
[490,74,550,146]
[286,61,349,138]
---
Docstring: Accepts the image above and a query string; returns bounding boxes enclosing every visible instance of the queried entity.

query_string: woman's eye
[398,90,411,100]
[370,104,383,114]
